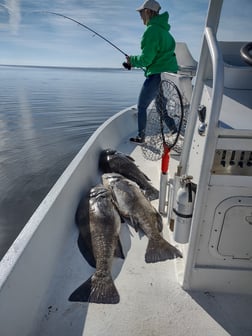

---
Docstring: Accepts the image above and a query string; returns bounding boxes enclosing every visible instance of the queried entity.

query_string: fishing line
[42,12,185,156]
[44,11,131,69]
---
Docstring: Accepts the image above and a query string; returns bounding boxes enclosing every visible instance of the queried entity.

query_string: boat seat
[204,41,252,90]
[175,42,198,78]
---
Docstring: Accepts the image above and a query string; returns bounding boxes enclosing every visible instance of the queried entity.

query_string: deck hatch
[210,196,252,261]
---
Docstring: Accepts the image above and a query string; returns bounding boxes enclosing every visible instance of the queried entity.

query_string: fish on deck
[102,173,182,263]
[70,184,124,304]
[99,148,159,201]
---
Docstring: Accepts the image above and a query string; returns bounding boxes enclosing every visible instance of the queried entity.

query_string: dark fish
[75,190,124,268]
[69,185,123,304]
[99,148,159,201]
[102,173,182,263]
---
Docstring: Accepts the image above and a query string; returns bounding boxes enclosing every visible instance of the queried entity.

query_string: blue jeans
[137,74,176,138]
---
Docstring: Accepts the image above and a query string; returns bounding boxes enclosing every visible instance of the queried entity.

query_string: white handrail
[179,1,224,175]
[204,26,224,135]
[181,2,225,288]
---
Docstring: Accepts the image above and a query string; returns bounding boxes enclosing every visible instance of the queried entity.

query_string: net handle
[161,144,170,173]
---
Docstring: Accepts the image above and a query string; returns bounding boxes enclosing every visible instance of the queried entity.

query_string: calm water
[0,66,143,259]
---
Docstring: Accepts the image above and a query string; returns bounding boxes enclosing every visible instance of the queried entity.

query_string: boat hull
[0,106,138,335]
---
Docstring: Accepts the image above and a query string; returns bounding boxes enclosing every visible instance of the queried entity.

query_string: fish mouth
[99,148,117,172]
[102,148,117,155]
[102,173,123,184]
[90,185,110,199]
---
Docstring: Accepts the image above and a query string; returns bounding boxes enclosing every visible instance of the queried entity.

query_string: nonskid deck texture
[35,142,252,336]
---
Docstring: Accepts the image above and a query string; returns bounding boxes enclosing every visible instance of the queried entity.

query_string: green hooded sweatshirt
[130,12,178,77]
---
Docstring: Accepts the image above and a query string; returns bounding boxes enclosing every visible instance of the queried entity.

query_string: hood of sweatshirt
[147,11,170,31]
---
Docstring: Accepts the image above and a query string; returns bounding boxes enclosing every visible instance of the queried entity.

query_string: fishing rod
[45,11,131,70]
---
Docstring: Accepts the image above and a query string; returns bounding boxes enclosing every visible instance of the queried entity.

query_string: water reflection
[0,66,142,259]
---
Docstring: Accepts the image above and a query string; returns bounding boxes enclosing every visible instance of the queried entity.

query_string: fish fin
[145,237,183,263]
[69,276,92,302]
[89,274,120,304]
[90,274,120,304]
[114,238,125,259]
[69,274,120,304]
[110,192,121,212]
[142,172,151,181]
[125,154,135,162]
[129,216,139,232]
[77,234,96,268]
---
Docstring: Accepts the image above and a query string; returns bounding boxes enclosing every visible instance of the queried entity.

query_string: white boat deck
[33,141,252,336]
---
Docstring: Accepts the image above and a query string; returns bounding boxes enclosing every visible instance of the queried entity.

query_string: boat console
[168,0,252,294]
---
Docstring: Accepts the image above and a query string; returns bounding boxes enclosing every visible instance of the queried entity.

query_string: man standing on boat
[125,0,178,144]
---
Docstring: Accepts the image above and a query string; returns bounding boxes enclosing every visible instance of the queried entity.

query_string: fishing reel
[122,62,131,70]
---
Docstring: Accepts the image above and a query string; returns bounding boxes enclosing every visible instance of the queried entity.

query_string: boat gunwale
[0,104,137,290]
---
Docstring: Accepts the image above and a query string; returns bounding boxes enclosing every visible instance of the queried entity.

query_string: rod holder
[159,173,168,215]
[198,105,207,135]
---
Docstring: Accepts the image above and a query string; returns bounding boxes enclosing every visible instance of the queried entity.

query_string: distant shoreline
[0,64,141,72]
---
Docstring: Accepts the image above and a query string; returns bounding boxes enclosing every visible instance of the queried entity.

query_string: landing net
[141,79,189,161]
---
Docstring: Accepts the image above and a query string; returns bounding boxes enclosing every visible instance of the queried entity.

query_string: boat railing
[179,0,224,176]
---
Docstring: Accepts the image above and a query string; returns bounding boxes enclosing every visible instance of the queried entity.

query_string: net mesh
[141,80,189,161]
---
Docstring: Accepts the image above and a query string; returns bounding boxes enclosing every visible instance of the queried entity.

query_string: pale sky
[1,0,252,67]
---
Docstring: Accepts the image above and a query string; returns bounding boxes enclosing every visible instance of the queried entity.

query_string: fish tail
[69,276,92,302]
[69,273,120,304]
[145,237,183,263]
[89,273,120,304]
